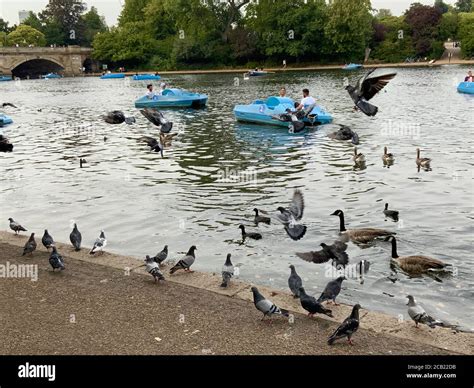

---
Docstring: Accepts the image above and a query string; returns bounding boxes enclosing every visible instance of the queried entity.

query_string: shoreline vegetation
[1,230,472,355]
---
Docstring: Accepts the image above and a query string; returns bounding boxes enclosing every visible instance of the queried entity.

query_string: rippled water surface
[1,66,473,329]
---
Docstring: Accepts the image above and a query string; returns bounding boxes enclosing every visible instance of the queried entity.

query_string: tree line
[0,0,472,70]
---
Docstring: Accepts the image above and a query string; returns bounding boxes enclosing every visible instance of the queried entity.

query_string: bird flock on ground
[2,68,454,346]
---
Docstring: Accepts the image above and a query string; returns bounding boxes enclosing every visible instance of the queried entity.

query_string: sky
[0,0,458,26]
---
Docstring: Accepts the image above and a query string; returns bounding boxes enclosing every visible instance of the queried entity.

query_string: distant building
[19,10,31,24]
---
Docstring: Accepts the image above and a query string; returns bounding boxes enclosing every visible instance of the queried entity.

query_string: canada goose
[387,236,447,276]
[331,209,395,244]
[382,146,394,164]
[353,147,365,163]
[416,148,431,169]
[383,203,399,221]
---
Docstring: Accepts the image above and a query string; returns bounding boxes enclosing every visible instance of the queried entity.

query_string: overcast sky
[0,0,458,26]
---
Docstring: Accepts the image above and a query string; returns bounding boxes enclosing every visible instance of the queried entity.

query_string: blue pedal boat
[0,76,12,82]
[343,63,363,70]
[247,70,270,77]
[457,82,474,95]
[233,96,333,128]
[132,74,161,81]
[43,72,62,79]
[134,88,208,108]
[0,114,13,126]
[100,73,126,79]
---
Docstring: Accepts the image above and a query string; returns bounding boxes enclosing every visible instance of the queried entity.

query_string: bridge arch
[11,57,65,79]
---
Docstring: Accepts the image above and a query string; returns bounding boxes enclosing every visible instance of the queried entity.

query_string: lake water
[1,65,473,330]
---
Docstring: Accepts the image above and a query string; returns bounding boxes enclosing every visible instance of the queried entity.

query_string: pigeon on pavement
[288,265,303,298]
[221,253,234,288]
[22,233,37,256]
[9,218,27,235]
[318,276,346,305]
[406,295,442,328]
[251,286,289,321]
[145,255,165,282]
[90,230,107,255]
[49,246,65,271]
[42,229,54,250]
[70,223,82,251]
[299,287,333,318]
[328,304,361,345]
[170,245,197,274]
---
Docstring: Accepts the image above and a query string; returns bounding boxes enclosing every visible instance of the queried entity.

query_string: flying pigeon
[138,136,163,157]
[318,276,346,305]
[275,189,307,241]
[288,265,303,298]
[345,68,397,116]
[151,245,168,265]
[42,229,54,250]
[140,109,173,133]
[170,245,196,274]
[328,124,359,145]
[328,304,361,345]
[406,295,442,328]
[8,218,27,235]
[145,255,165,282]
[90,230,107,255]
[299,287,333,318]
[238,224,262,240]
[251,286,289,321]
[296,240,349,268]
[70,223,82,251]
[49,246,65,271]
[103,110,135,125]
[22,233,37,256]
[221,253,234,288]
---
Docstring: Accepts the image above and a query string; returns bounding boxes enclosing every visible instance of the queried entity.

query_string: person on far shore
[279,87,287,98]
[465,70,473,82]
[295,88,316,111]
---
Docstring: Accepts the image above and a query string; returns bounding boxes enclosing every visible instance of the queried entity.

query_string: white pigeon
[90,230,107,255]
[406,295,441,328]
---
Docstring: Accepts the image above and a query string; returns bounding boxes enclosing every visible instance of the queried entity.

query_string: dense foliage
[2,0,473,67]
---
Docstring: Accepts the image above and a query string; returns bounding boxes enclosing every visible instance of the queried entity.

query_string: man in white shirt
[146,84,156,99]
[296,89,316,111]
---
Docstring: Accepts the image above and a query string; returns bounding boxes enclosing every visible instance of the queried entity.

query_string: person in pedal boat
[295,88,316,111]
[146,84,156,99]
[279,87,287,97]
[465,70,473,82]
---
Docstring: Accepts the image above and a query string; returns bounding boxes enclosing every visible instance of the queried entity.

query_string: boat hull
[0,76,12,82]
[132,74,161,81]
[0,114,13,126]
[457,81,474,94]
[100,73,126,79]
[135,88,208,108]
[234,96,333,129]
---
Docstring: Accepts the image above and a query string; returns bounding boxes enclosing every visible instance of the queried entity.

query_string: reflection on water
[1,66,473,329]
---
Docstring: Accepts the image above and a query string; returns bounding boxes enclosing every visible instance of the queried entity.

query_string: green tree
[22,12,43,31]
[0,18,11,33]
[434,0,450,14]
[458,12,474,57]
[455,0,473,12]
[438,12,459,41]
[404,3,442,57]
[324,0,373,61]
[118,0,151,26]
[372,16,415,62]
[40,0,87,45]
[375,9,392,18]
[7,24,46,46]
[81,6,107,46]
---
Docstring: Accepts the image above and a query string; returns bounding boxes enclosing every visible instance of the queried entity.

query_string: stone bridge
[0,46,94,78]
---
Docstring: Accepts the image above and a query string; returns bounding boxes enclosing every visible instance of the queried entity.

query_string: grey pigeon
[140,109,173,133]
[138,136,163,157]
[221,253,234,288]
[239,224,262,240]
[288,265,303,298]
[345,69,397,116]
[275,189,306,241]
[22,233,37,256]
[90,230,107,255]
[170,245,196,274]
[49,246,65,271]
[383,203,399,221]
[253,208,271,225]
[407,295,442,328]
[151,245,168,265]
[299,287,333,318]
[9,218,27,235]
[328,124,359,145]
[104,110,135,125]
[328,304,361,345]
[296,240,349,268]
[145,255,165,282]
[251,286,289,321]
[70,223,82,251]
[42,229,54,250]
[318,276,346,305]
